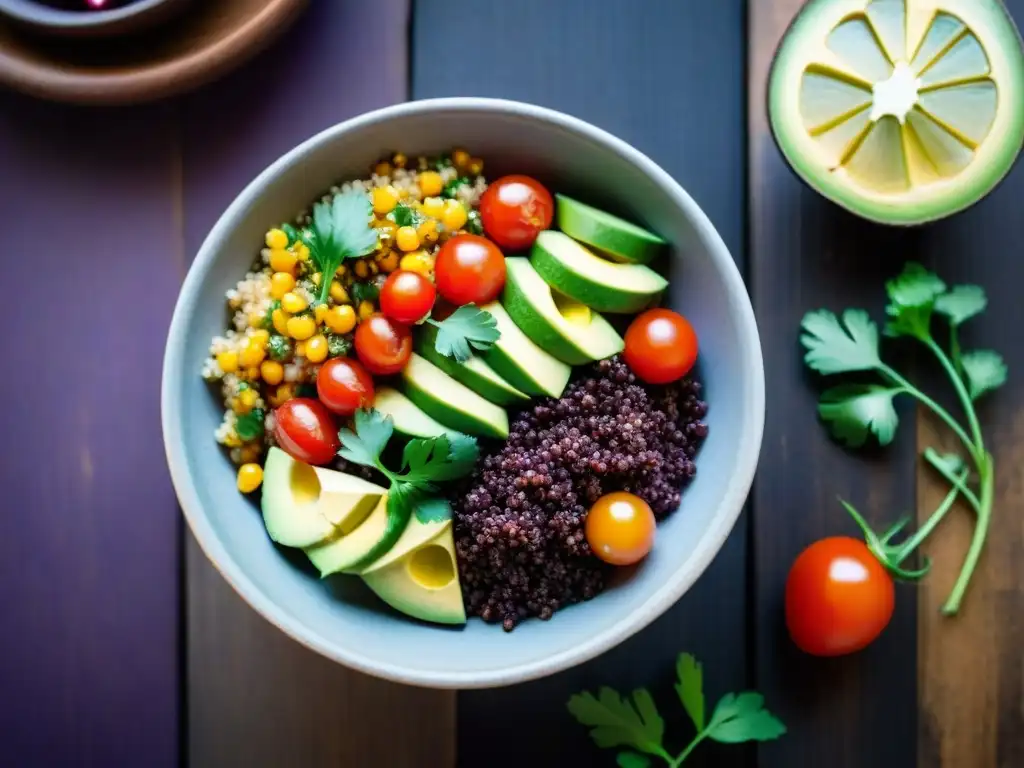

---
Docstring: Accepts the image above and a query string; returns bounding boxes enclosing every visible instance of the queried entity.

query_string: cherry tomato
[785,536,894,657]
[354,313,412,375]
[585,492,656,566]
[623,308,699,385]
[273,398,339,465]
[480,175,554,250]
[380,270,436,325]
[316,357,375,416]
[434,234,506,306]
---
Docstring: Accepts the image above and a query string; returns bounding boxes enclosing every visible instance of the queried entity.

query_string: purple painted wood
[0,97,181,765]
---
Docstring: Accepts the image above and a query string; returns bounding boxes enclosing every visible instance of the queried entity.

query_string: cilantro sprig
[568,652,785,766]
[308,190,378,304]
[426,304,500,362]
[801,262,1006,613]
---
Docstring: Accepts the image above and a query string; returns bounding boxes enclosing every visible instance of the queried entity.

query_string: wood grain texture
[748,1,919,766]
[412,1,750,766]
[0,94,181,765]
[178,2,457,766]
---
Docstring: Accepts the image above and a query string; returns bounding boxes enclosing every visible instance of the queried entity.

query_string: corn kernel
[330,281,350,304]
[238,339,266,368]
[245,366,261,381]
[467,157,484,175]
[237,463,263,494]
[396,226,419,252]
[358,300,375,320]
[281,291,308,314]
[311,272,322,287]
[399,250,434,276]
[238,444,261,464]
[377,220,397,241]
[354,259,370,279]
[374,161,392,177]
[270,248,298,274]
[286,315,316,340]
[223,431,242,448]
[324,304,356,334]
[295,340,307,357]
[238,388,258,412]
[216,350,239,373]
[272,308,290,336]
[265,228,289,250]
[306,335,329,363]
[369,261,379,275]
[335,263,348,278]
[270,272,295,299]
[452,148,471,170]
[422,196,445,219]
[314,303,329,324]
[418,170,443,197]
[379,251,400,272]
[250,330,270,347]
[392,152,407,169]
[296,242,310,261]
[248,311,264,328]
[443,200,468,231]
[417,218,439,244]
[260,360,284,386]
[268,383,295,408]
[372,185,399,215]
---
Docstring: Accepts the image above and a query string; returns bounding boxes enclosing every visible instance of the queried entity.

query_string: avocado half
[768,0,1024,225]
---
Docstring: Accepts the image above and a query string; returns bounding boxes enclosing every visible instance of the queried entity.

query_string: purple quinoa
[450,355,708,631]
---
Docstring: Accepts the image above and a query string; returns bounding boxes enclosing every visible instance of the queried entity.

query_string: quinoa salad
[201,148,706,630]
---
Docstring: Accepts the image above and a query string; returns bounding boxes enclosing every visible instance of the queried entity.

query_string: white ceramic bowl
[162,97,764,689]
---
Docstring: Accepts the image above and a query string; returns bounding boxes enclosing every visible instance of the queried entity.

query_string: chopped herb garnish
[327,333,351,358]
[442,177,470,198]
[392,202,424,228]
[308,190,378,304]
[262,299,281,330]
[466,209,484,235]
[282,223,300,246]
[351,281,380,306]
[267,334,291,362]
[431,154,453,170]
[235,409,265,441]
[426,304,500,362]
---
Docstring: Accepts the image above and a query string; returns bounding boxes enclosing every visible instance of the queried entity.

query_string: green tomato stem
[891,471,966,565]
[880,366,976,461]
[941,452,995,615]
[924,337,984,452]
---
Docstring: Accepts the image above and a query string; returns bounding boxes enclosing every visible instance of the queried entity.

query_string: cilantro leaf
[326,334,351,358]
[338,408,394,470]
[567,688,665,756]
[414,497,453,524]
[706,692,786,744]
[392,202,423,228]
[435,433,480,479]
[427,304,501,362]
[885,262,946,308]
[396,432,479,487]
[935,285,987,326]
[818,384,900,447]
[801,309,882,374]
[960,350,1007,401]
[616,753,651,768]
[267,333,292,362]
[466,209,483,235]
[234,409,265,442]
[309,191,378,303]
[351,281,380,306]
[401,437,440,476]
[674,652,705,731]
[442,176,470,198]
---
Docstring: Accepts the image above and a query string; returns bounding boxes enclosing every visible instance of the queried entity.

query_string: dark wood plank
[178,2,457,766]
[0,95,181,765]
[748,1,920,766]
[412,2,750,765]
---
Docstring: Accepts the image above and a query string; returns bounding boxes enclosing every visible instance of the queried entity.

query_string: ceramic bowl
[162,97,765,689]
[0,0,189,38]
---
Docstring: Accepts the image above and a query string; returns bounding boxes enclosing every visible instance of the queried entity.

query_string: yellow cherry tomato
[585,492,656,566]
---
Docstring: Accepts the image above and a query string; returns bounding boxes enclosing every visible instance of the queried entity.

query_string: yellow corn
[418,170,443,197]
[238,339,266,368]
[314,303,329,324]
[238,388,258,412]
[270,272,295,299]
[335,263,348,278]
[216,350,239,374]
[260,360,284,386]
[324,305,356,334]
[377,219,397,242]
[374,161,392,177]
[295,242,310,261]
[417,218,439,243]
[422,196,445,219]
[271,308,290,336]
[265,228,289,250]
[354,259,370,279]
[268,383,295,408]
[369,260,379,275]
[281,291,308,314]
[372,185,399,215]
[270,248,298,274]
[245,366,260,381]
[358,300,376,320]
[467,157,484,175]
[452,148,470,170]
[238,443,261,465]
[396,226,419,252]
[237,463,263,494]
[400,250,434,276]
[330,281,350,304]
[311,272,322,287]
[251,329,270,345]
[223,431,242,448]
[306,335,329,363]
[295,340,307,357]
[379,251,400,273]
[247,311,264,328]
[392,152,407,169]
[286,315,316,340]
[443,200,468,231]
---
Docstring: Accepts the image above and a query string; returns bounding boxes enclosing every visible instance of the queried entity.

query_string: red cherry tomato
[480,175,554,250]
[785,536,894,657]
[354,313,412,375]
[623,308,699,384]
[316,357,375,416]
[380,270,437,325]
[434,234,506,306]
[585,492,656,566]
[273,398,339,465]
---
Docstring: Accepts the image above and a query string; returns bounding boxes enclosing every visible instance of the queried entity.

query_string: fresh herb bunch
[426,304,500,362]
[801,262,1006,614]
[568,652,785,767]
[308,191,378,304]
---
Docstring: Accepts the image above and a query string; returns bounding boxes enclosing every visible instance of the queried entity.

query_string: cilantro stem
[671,732,708,766]
[923,336,984,452]
[942,452,994,615]
[891,470,966,565]
[924,449,982,513]
[879,365,976,460]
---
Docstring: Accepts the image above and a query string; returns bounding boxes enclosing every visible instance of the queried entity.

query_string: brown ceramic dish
[0,0,191,39]
[0,0,308,105]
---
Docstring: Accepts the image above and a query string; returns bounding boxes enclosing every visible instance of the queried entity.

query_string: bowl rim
[0,0,175,28]
[162,96,765,689]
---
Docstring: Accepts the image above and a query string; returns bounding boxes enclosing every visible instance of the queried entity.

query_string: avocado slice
[361,525,466,626]
[530,230,667,314]
[374,386,452,439]
[503,257,624,365]
[400,353,510,439]
[768,0,1024,225]
[261,447,386,548]
[304,494,392,577]
[358,515,452,576]
[415,325,530,406]
[555,194,667,265]
[478,301,572,399]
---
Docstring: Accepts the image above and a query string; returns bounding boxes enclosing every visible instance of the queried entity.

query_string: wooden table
[2,1,1021,765]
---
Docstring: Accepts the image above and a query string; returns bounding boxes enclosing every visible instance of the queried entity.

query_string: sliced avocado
[416,325,530,406]
[361,525,466,626]
[478,301,572,399]
[555,194,667,265]
[304,494,391,577]
[400,354,510,439]
[374,386,452,439]
[530,230,667,314]
[503,257,624,365]
[358,516,452,576]
[768,0,1024,225]
[261,447,386,548]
